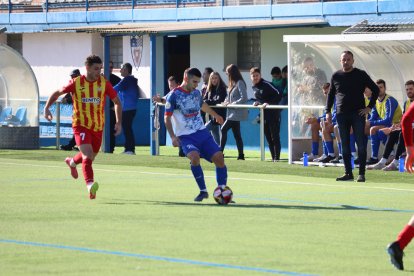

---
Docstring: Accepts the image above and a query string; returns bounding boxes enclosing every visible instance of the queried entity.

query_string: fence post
[259,107,265,161]
[55,101,60,150]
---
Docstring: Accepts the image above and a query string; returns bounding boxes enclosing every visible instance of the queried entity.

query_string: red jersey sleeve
[402,102,414,147]
[61,79,76,94]
[105,81,118,100]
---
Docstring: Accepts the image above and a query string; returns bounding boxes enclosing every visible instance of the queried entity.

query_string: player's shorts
[179,128,221,162]
[73,125,103,153]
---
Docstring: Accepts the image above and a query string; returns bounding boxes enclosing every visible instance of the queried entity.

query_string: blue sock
[311,142,319,155]
[326,141,334,155]
[337,142,342,155]
[323,141,328,156]
[191,165,206,191]
[350,134,356,153]
[216,166,228,187]
[371,133,380,159]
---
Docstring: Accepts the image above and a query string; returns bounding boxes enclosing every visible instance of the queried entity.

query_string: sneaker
[237,154,245,160]
[300,153,316,162]
[194,191,209,202]
[367,161,386,170]
[387,241,404,270]
[386,154,395,165]
[121,151,136,155]
[336,174,354,181]
[314,154,327,162]
[383,162,398,171]
[89,182,99,200]
[320,155,335,163]
[330,155,342,164]
[366,157,379,165]
[65,157,78,179]
[356,175,365,182]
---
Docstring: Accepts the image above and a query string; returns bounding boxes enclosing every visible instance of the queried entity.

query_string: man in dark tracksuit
[325,51,379,182]
[250,67,282,161]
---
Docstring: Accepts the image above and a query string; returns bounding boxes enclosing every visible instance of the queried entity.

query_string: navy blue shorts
[179,129,221,162]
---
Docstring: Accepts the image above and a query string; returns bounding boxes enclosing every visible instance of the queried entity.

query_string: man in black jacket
[325,51,379,182]
[250,67,282,161]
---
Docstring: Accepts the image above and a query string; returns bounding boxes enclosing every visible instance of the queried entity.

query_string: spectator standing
[164,67,228,202]
[325,50,379,182]
[200,67,214,123]
[221,64,248,160]
[204,71,227,145]
[44,55,122,200]
[60,69,81,151]
[108,61,121,153]
[114,63,139,155]
[250,67,282,161]
[152,76,185,157]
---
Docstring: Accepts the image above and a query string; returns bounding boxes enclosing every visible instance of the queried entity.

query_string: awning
[343,18,414,34]
[45,18,327,35]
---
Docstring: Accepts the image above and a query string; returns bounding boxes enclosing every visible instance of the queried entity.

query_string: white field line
[1,160,414,193]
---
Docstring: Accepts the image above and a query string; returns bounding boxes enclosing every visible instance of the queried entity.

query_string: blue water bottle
[303,152,308,167]
[351,156,355,169]
[399,157,405,173]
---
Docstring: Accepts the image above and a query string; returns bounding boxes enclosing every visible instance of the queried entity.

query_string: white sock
[86,182,94,192]
[69,159,76,167]
[379,158,387,164]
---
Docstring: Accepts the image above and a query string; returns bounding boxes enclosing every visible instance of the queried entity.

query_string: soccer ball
[213,186,233,205]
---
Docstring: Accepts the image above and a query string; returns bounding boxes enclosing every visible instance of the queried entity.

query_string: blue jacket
[114,75,139,111]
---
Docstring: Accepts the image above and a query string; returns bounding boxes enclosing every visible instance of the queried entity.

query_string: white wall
[23,32,103,97]
[0,33,6,44]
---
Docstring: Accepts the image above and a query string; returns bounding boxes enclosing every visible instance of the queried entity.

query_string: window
[110,36,123,69]
[237,30,260,70]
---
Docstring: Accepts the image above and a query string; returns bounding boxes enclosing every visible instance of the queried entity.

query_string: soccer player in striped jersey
[44,55,122,200]
[164,67,228,202]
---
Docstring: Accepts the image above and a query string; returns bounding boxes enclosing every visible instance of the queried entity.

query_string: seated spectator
[368,80,414,170]
[365,79,402,165]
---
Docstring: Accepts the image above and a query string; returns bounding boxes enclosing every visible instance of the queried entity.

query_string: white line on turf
[1,160,414,193]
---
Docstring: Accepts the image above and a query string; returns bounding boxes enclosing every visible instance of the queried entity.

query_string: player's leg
[387,215,414,270]
[230,121,244,160]
[321,122,335,163]
[263,120,275,161]
[352,114,368,181]
[336,113,354,180]
[220,119,230,153]
[368,125,386,164]
[181,134,208,202]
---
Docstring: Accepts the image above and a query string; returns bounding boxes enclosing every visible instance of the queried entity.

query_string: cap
[70,69,81,77]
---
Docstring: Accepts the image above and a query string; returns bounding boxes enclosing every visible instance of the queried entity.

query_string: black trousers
[122,109,137,152]
[336,112,367,176]
[264,110,281,160]
[109,110,116,153]
[383,130,405,160]
[220,120,244,156]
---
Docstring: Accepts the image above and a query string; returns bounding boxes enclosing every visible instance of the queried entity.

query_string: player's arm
[201,102,224,125]
[112,96,123,136]
[164,115,180,147]
[43,90,68,121]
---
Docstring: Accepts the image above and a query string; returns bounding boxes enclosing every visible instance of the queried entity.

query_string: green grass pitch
[0,147,413,275]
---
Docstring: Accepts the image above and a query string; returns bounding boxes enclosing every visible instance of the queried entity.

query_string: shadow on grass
[102,199,409,213]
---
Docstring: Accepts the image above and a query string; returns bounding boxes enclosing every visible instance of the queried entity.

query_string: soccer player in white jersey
[164,67,228,202]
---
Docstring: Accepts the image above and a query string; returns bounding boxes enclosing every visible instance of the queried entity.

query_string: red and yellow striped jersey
[62,75,117,132]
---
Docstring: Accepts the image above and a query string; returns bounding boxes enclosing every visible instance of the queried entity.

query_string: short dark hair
[376,79,386,88]
[270,66,281,75]
[204,67,213,75]
[406,80,414,86]
[185,67,202,78]
[122,63,133,74]
[342,50,354,58]
[250,67,260,74]
[85,55,102,66]
[168,76,177,82]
